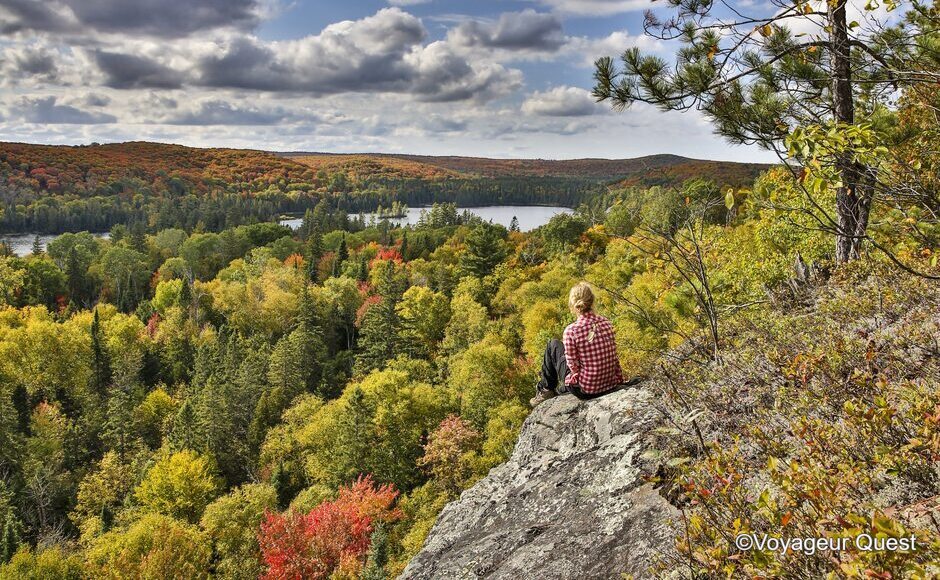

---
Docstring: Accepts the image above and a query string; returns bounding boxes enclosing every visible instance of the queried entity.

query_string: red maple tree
[258,475,400,580]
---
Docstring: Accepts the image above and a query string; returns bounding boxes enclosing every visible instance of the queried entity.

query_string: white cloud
[46,8,524,103]
[564,30,666,68]
[522,86,601,116]
[11,95,116,124]
[0,0,263,38]
[448,10,565,52]
[535,0,653,16]
[0,1,779,163]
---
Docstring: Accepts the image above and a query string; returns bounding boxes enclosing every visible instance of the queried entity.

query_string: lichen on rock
[400,387,678,579]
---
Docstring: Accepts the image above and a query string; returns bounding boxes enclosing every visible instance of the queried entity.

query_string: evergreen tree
[30,235,43,256]
[104,387,134,459]
[357,257,369,282]
[179,277,193,309]
[219,229,241,265]
[297,285,325,394]
[0,387,22,475]
[66,246,85,305]
[99,504,113,533]
[459,223,508,279]
[400,231,409,261]
[200,336,270,485]
[591,0,924,262]
[362,523,389,580]
[312,199,332,231]
[355,264,405,375]
[170,398,201,452]
[248,388,284,455]
[509,216,520,233]
[129,223,148,254]
[0,512,21,564]
[333,235,348,278]
[110,224,127,244]
[90,308,112,398]
[333,386,375,484]
[305,228,324,282]
[299,208,315,239]
[379,220,390,245]
[104,353,141,459]
[268,335,304,399]
[270,461,293,510]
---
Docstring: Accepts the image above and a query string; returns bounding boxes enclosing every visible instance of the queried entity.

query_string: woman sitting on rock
[530,282,636,407]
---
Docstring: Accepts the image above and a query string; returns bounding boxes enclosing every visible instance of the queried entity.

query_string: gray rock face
[400,388,679,580]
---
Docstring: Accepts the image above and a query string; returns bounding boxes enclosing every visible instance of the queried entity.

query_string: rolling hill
[284,152,771,185]
[0,141,774,234]
[0,141,315,197]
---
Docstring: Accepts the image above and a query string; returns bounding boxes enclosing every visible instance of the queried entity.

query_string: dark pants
[538,339,608,401]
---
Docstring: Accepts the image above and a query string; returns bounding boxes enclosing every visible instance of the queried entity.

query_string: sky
[0,0,782,162]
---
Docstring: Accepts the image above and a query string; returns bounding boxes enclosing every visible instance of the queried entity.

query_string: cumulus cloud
[404,41,523,102]
[522,86,600,117]
[420,115,467,133]
[128,8,523,102]
[1,43,58,82]
[158,99,294,125]
[449,10,564,52]
[198,9,426,92]
[0,0,262,38]
[12,95,116,123]
[565,30,666,67]
[0,0,777,162]
[535,0,652,15]
[81,92,110,107]
[93,50,184,89]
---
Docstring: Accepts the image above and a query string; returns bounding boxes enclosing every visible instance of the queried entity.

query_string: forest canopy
[0,0,939,577]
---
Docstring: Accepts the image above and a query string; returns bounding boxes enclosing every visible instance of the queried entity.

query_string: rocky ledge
[400,387,679,580]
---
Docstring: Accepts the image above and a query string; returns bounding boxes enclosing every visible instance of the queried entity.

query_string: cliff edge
[400,387,678,579]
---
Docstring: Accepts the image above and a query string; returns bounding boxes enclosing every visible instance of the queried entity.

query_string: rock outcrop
[400,387,679,580]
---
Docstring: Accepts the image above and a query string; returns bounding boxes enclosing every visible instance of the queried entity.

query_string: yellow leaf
[760,24,773,37]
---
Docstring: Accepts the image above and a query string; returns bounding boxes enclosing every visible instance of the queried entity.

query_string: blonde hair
[568,282,594,315]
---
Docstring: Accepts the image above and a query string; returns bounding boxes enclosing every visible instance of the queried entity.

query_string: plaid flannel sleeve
[563,325,579,386]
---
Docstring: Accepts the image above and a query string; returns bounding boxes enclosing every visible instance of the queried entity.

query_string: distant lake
[4,205,573,257]
[1,232,111,257]
[281,205,574,232]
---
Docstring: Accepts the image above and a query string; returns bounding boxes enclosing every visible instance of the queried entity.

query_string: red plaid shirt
[563,311,623,394]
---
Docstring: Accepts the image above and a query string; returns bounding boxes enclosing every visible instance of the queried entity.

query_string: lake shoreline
[3,205,575,257]
[277,203,573,220]
[282,205,574,233]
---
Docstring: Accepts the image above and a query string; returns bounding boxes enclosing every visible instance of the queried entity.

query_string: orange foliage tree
[257,476,401,580]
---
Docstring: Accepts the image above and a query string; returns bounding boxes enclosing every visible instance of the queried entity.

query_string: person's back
[562,310,622,395]
[531,282,630,407]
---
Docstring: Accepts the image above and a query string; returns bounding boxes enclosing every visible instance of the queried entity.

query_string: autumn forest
[1,0,940,578]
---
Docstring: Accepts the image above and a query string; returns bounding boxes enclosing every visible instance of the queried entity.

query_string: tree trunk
[829,0,872,262]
